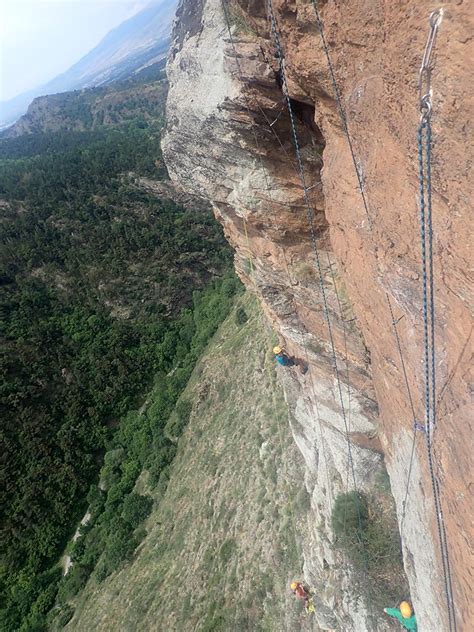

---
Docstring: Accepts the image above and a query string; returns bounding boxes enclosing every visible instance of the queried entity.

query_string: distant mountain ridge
[0,0,176,129]
[1,60,168,140]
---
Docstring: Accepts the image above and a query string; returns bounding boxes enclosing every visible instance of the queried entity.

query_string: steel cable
[266,1,377,627]
[386,295,418,534]
[220,0,335,523]
[418,117,456,632]
[310,2,456,627]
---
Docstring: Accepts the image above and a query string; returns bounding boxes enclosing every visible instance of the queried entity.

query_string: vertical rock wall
[162,1,472,629]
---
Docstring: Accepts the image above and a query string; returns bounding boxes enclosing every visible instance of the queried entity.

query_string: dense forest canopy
[0,68,236,630]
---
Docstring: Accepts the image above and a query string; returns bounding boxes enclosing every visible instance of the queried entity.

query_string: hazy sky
[0,1,151,102]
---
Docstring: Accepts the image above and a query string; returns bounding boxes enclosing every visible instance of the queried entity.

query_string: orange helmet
[400,601,413,618]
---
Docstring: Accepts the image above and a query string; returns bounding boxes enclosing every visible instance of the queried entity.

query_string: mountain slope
[0,61,234,631]
[1,61,167,138]
[57,295,314,632]
[0,0,176,129]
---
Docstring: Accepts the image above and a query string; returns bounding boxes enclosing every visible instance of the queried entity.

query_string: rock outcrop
[162,1,472,629]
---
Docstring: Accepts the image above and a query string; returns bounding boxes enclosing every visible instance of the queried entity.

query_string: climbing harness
[305,596,316,615]
[412,422,426,434]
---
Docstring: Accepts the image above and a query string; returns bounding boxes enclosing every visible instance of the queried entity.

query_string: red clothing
[294,583,307,599]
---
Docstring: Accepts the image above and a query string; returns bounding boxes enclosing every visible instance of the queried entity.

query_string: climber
[383,601,417,631]
[273,346,295,366]
[273,347,308,374]
[290,581,315,614]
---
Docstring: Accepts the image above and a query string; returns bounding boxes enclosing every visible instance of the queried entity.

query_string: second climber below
[273,346,308,374]
[290,581,316,614]
[384,601,417,631]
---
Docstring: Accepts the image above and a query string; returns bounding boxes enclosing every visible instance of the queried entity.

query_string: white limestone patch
[387,427,441,632]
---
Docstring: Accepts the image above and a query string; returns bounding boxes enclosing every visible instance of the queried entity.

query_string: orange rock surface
[163,1,472,629]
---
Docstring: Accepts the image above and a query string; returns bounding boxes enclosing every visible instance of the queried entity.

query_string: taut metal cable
[309,2,456,629]
[266,1,376,627]
[310,0,371,227]
[220,0,335,520]
[386,295,418,533]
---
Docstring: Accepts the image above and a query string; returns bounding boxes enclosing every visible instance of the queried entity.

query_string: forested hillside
[0,0,175,129]
[0,66,235,631]
[2,61,168,138]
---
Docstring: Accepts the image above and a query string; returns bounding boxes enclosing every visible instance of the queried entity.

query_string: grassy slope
[65,294,313,631]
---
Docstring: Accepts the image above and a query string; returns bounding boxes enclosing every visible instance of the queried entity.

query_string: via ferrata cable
[220,0,335,521]
[266,1,376,627]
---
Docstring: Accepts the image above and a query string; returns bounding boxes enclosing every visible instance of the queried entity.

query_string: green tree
[122,493,153,529]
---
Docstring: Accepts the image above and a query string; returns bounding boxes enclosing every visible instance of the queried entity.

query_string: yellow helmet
[273,346,282,354]
[290,581,298,591]
[400,602,412,618]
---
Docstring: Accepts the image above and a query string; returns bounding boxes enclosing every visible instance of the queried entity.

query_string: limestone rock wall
[162,1,472,630]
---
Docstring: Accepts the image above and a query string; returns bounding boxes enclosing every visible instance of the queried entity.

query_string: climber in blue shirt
[273,346,308,373]
[273,346,295,366]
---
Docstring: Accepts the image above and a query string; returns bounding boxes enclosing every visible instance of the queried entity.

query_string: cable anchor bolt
[413,421,426,433]
[418,9,443,121]
[391,314,405,327]
[419,92,432,123]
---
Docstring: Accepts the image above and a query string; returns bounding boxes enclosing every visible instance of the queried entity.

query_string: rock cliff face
[162,1,472,630]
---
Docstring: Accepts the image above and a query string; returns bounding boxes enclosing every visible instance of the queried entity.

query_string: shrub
[86,484,105,518]
[58,564,91,600]
[296,487,311,513]
[331,491,369,546]
[228,4,257,36]
[104,519,137,569]
[148,463,171,495]
[94,561,110,583]
[234,306,248,325]
[201,600,229,632]
[100,448,126,490]
[293,261,316,282]
[202,614,227,632]
[219,538,236,565]
[18,613,46,632]
[331,489,407,609]
[56,604,74,628]
[105,458,141,506]
[122,493,153,529]
[165,399,192,440]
